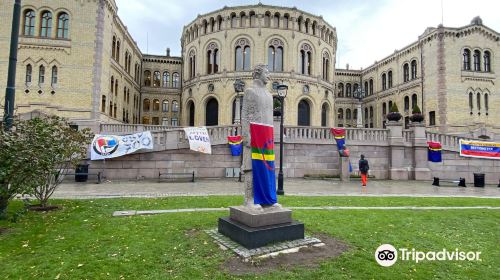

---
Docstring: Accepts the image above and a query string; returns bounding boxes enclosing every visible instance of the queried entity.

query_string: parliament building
[0,1,498,137]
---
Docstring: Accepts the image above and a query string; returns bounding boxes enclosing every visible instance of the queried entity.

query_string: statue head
[252,64,270,85]
[233,79,245,93]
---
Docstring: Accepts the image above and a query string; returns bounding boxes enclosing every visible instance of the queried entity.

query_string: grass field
[0,196,499,279]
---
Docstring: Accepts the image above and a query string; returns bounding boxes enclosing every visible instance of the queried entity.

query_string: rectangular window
[429,111,436,126]
[171,118,178,126]
[162,117,169,126]
[152,117,160,125]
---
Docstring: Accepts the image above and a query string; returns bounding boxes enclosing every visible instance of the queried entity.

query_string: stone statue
[241,65,279,209]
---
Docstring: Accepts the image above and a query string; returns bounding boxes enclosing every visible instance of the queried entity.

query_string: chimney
[166,48,171,57]
[346,63,349,70]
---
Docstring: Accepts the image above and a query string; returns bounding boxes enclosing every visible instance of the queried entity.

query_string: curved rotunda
[180,4,337,127]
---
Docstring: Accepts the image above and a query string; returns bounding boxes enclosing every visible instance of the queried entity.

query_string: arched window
[353,83,359,93]
[485,93,489,111]
[484,51,491,72]
[153,71,161,87]
[115,80,118,96]
[463,49,471,70]
[283,14,289,29]
[404,96,410,112]
[25,64,32,84]
[403,63,409,82]
[411,60,417,79]
[249,12,256,27]
[321,103,329,127]
[217,16,223,31]
[382,73,387,90]
[51,66,58,85]
[299,44,312,75]
[101,95,106,113]
[188,101,195,126]
[189,50,196,79]
[469,92,473,111]
[305,19,310,34]
[116,40,120,63]
[274,13,280,28]
[206,43,219,74]
[369,79,373,95]
[110,76,114,93]
[382,102,387,116]
[57,13,69,39]
[477,93,481,110]
[202,20,208,34]
[322,52,330,81]
[411,94,417,110]
[162,100,169,112]
[312,21,317,36]
[298,100,311,126]
[112,36,116,59]
[39,65,45,84]
[230,13,237,28]
[124,52,129,72]
[473,50,481,71]
[337,108,344,120]
[346,83,352,97]
[172,101,179,112]
[23,10,35,36]
[338,83,344,97]
[297,17,303,32]
[163,71,170,87]
[144,70,151,86]
[346,109,351,120]
[370,107,374,127]
[40,11,52,37]
[235,39,251,71]
[240,12,246,27]
[364,81,368,95]
[388,71,393,88]
[153,99,160,111]
[206,98,219,126]
[172,72,180,88]
[264,12,271,27]
[210,17,215,32]
[143,99,151,111]
[268,39,284,72]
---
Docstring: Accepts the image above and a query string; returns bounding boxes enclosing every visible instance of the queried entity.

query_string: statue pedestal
[340,157,350,182]
[218,206,304,249]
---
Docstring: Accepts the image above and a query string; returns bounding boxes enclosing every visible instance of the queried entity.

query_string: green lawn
[1,196,499,279]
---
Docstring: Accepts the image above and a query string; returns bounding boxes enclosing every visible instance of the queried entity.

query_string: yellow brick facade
[1,2,498,136]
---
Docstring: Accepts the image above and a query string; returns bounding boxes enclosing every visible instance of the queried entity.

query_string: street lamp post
[233,79,245,182]
[353,81,365,128]
[3,0,22,131]
[276,84,288,195]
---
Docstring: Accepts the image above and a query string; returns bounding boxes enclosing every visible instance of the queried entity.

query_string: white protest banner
[90,131,154,160]
[183,127,212,154]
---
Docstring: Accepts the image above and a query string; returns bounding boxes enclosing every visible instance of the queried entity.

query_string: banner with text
[459,140,500,160]
[91,131,153,160]
[184,127,212,154]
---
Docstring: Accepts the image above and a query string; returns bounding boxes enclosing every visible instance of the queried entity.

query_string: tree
[0,116,93,216]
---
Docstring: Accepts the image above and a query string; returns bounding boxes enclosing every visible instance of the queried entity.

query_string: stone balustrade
[100,123,479,152]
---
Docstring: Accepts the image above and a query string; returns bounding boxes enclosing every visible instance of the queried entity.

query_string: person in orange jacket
[358,154,369,187]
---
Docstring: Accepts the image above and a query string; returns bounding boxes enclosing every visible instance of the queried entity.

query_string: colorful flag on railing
[227,135,243,156]
[250,122,277,205]
[427,141,442,162]
[331,128,346,151]
[460,140,500,159]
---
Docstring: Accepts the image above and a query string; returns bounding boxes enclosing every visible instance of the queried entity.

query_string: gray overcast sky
[116,0,500,69]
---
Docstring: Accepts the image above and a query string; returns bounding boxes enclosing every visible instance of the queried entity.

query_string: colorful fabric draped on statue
[250,122,277,205]
[331,128,346,151]
[427,141,442,162]
[227,135,243,156]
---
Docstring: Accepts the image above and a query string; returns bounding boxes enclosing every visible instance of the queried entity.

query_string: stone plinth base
[413,168,431,180]
[340,157,350,182]
[218,217,304,249]
[229,206,292,227]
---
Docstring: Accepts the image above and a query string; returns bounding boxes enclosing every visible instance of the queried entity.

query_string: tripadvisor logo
[375,244,482,267]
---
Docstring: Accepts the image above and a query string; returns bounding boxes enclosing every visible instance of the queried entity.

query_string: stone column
[234,93,242,125]
[387,121,408,180]
[340,157,350,181]
[411,123,431,180]
[356,102,363,128]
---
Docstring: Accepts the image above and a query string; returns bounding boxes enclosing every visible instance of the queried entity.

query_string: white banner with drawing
[90,131,154,160]
[183,127,212,154]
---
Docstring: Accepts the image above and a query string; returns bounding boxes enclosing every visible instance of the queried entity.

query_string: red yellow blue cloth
[227,135,242,156]
[331,128,346,151]
[250,123,277,205]
[427,141,442,162]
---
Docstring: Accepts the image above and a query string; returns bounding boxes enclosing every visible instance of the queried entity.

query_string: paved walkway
[52,178,500,199]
